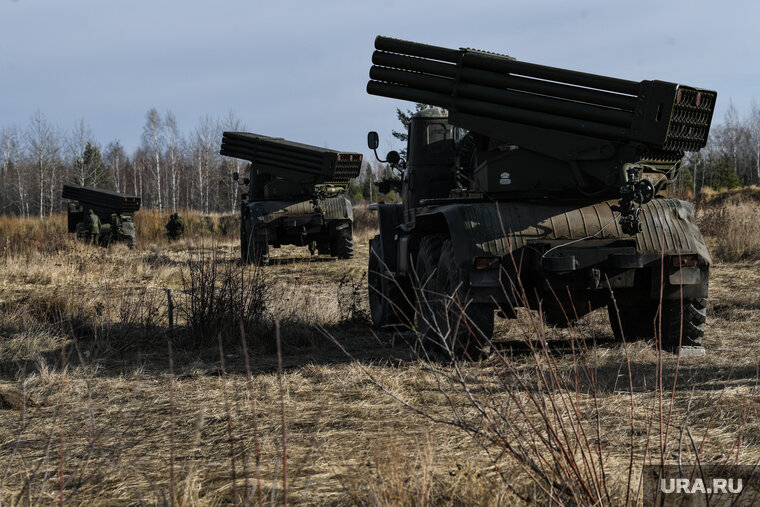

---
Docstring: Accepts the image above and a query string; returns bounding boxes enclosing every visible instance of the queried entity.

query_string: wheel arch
[414,206,474,273]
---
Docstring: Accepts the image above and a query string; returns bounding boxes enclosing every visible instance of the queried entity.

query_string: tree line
[0,109,263,217]
[681,102,760,192]
[1,101,759,217]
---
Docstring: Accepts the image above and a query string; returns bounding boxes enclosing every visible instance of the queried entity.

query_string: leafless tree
[105,140,127,192]
[131,148,148,204]
[25,111,60,217]
[68,118,94,186]
[220,111,245,213]
[722,103,741,170]
[190,115,219,214]
[165,111,182,212]
[749,101,760,183]
[142,108,164,211]
[1,127,29,216]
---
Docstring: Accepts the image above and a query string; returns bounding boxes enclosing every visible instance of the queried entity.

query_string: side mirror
[233,172,239,181]
[378,180,392,194]
[367,131,379,150]
[386,150,401,165]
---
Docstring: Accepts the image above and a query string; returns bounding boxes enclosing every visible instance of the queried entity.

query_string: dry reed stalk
[58,343,66,507]
[607,290,636,506]
[239,321,263,507]
[0,378,28,504]
[168,336,176,506]
[276,321,288,506]
[662,263,686,464]
[217,332,238,505]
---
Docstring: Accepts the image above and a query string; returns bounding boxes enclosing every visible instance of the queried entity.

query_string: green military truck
[365,37,716,357]
[220,132,363,265]
[62,184,140,248]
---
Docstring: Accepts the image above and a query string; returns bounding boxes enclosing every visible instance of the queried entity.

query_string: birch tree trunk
[750,101,760,184]
[165,111,180,212]
[143,109,164,211]
[25,112,59,217]
[69,119,91,186]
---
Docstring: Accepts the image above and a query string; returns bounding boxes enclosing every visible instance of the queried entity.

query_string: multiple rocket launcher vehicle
[220,132,363,265]
[62,184,140,248]
[362,37,716,354]
[63,36,718,356]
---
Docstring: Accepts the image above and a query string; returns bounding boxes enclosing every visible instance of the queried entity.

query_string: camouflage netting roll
[220,132,363,185]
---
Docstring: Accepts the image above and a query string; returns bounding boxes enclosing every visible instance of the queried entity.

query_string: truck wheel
[661,298,706,349]
[240,221,249,262]
[413,234,445,341]
[368,235,409,328]
[75,223,88,242]
[435,239,493,359]
[241,221,268,265]
[250,240,269,266]
[99,224,112,247]
[608,298,706,349]
[332,229,354,259]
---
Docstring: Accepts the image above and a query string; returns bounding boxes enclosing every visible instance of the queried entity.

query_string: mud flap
[377,203,403,272]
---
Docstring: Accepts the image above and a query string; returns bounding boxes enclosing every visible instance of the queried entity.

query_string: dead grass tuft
[697,185,760,206]
[352,203,379,241]
[134,209,238,243]
[179,245,271,350]
[698,199,760,261]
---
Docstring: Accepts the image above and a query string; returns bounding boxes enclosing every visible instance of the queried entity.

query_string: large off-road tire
[331,227,354,259]
[608,298,706,349]
[99,224,112,247]
[368,235,411,328]
[75,222,88,243]
[414,234,445,339]
[661,298,706,349]
[240,220,249,262]
[435,239,494,359]
[241,220,269,266]
[250,240,269,266]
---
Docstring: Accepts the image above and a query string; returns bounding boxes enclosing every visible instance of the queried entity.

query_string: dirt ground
[0,231,759,505]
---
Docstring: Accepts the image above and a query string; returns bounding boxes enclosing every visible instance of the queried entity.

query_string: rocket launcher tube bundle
[61,184,141,213]
[220,132,363,186]
[367,36,716,157]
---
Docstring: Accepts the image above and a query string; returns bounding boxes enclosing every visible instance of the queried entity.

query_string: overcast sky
[1,0,758,159]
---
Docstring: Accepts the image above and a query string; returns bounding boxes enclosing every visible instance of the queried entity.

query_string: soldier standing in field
[110,213,122,242]
[87,209,101,245]
[165,212,186,241]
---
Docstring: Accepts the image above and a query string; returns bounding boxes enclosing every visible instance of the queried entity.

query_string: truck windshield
[410,120,455,165]
[426,123,449,144]
[408,118,470,167]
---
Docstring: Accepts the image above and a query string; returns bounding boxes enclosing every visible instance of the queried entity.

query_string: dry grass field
[0,196,759,505]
